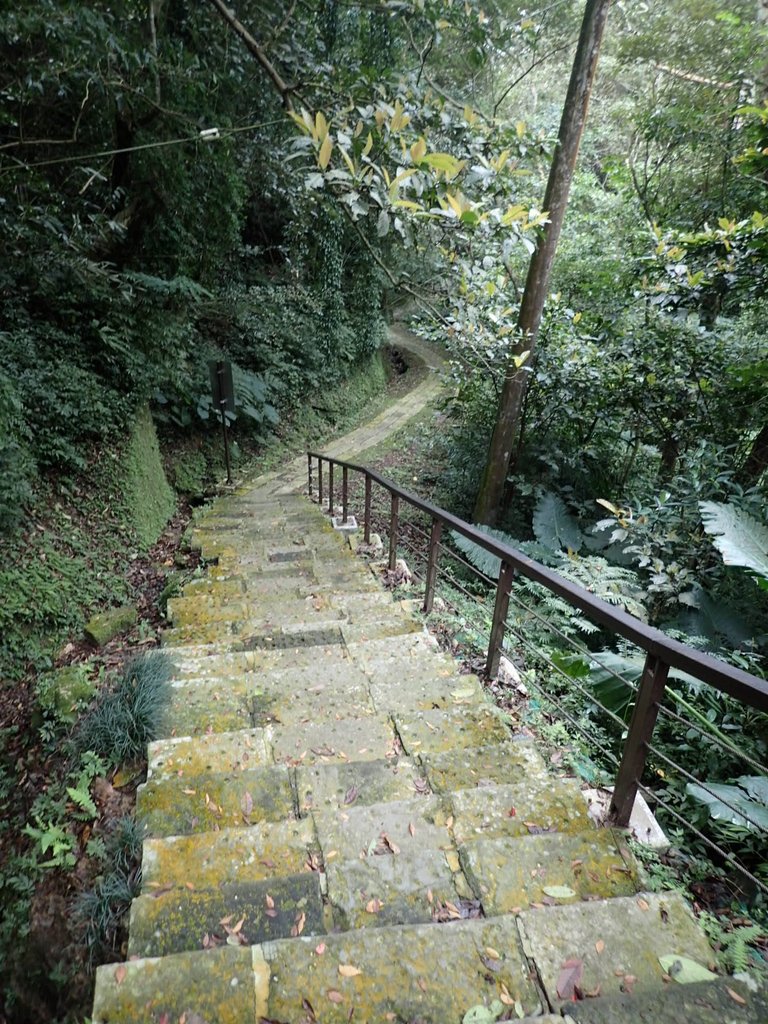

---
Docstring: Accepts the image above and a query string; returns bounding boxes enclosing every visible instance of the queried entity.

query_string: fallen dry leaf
[485,947,500,960]
[556,958,583,1001]
[327,990,343,1004]
[499,983,513,1006]
[408,821,416,837]
[291,911,306,937]
[315,943,326,956]
[726,987,746,1006]
[338,965,362,977]
[636,897,650,911]
[114,965,127,985]
[344,784,360,805]
[365,898,383,914]
[265,894,275,909]
[595,940,605,955]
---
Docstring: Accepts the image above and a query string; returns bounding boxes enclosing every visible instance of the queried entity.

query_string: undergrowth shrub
[74,653,172,765]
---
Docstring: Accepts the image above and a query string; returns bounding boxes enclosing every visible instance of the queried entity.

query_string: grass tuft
[74,653,171,765]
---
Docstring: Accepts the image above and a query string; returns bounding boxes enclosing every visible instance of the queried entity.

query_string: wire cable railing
[307,450,768,897]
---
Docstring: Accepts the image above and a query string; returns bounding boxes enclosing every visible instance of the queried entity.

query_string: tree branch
[205,0,295,109]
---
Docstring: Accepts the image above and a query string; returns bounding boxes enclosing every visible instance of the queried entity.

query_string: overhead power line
[0,119,286,175]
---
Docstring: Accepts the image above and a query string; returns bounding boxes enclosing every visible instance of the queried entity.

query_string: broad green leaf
[423,152,464,176]
[542,885,577,899]
[462,1001,503,1024]
[685,779,768,831]
[532,492,584,553]
[410,136,427,162]
[658,955,717,984]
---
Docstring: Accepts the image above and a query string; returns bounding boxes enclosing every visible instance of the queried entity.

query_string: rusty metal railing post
[318,459,323,507]
[423,518,443,614]
[486,561,515,678]
[609,653,670,826]
[342,466,348,524]
[388,493,399,570]
[364,474,372,543]
[307,454,313,497]
[328,461,334,516]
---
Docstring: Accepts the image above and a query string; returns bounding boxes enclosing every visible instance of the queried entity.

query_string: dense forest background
[1,0,768,1019]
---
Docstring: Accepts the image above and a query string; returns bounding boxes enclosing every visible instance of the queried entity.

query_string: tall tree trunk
[473,0,612,525]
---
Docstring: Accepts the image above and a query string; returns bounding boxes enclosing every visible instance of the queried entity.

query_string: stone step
[449,778,594,844]
[92,915,543,1023]
[313,795,467,931]
[296,755,429,814]
[128,872,326,958]
[167,596,349,630]
[140,817,317,891]
[161,661,378,736]
[165,643,352,679]
[137,763,295,837]
[394,705,513,756]
[564,976,766,1023]
[460,829,641,914]
[270,713,399,768]
[147,728,272,781]
[368,669,485,713]
[161,615,347,649]
[418,739,548,793]
[516,891,716,1010]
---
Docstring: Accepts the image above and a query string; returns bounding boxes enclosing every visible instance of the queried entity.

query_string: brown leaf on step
[499,983,513,1006]
[413,777,429,793]
[556,958,583,1001]
[149,883,173,899]
[507,806,516,817]
[260,859,276,869]
[380,832,400,855]
[301,998,317,1022]
[595,940,605,955]
[579,983,601,999]
[185,881,195,891]
[485,947,500,960]
[265,908,278,919]
[427,889,434,904]
[416,977,427,992]
[636,897,649,911]
[343,785,360,805]
[291,911,306,937]
[338,965,361,977]
[114,965,127,985]
[315,943,326,956]
[305,853,321,872]
[219,914,233,926]
[231,916,245,934]
[726,987,747,1006]
[443,900,462,919]
[265,894,275,909]
[182,788,196,796]
[241,791,253,818]
[327,990,343,1004]
[365,898,383,914]
[659,906,669,923]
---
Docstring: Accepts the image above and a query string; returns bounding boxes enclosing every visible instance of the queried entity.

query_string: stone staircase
[91,488,764,1023]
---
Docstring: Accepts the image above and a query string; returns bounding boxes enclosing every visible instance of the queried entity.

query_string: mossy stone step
[460,829,641,914]
[419,740,548,793]
[166,643,351,679]
[141,818,317,890]
[162,613,347,648]
[147,728,271,781]
[263,914,542,1022]
[368,670,485,713]
[565,977,766,1023]
[518,891,715,1009]
[167,596,348,630]
[394,705,512,756]
[314,795,467,930]
[137,764,295,837]
[450,779,593,844]
[296,756,429,814]
[268,706,397,759]
[344,631,442,668]
[341,617,426,643]
[128,872,326,958]
[92,946,260,1024]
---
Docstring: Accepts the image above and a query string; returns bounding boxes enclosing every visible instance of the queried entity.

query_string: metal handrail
[307,451,768,827]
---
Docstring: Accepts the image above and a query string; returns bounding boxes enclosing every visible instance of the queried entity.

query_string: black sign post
[208,360,235,485]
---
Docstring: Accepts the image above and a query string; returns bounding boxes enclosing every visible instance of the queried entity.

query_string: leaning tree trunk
[473,0,612,525]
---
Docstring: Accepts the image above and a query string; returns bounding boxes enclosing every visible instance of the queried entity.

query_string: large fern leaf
[699,501,768,589]
[450,525,514,579]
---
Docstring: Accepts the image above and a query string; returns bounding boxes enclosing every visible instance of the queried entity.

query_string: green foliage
[685,777,768,832]
[74,653,172,766]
